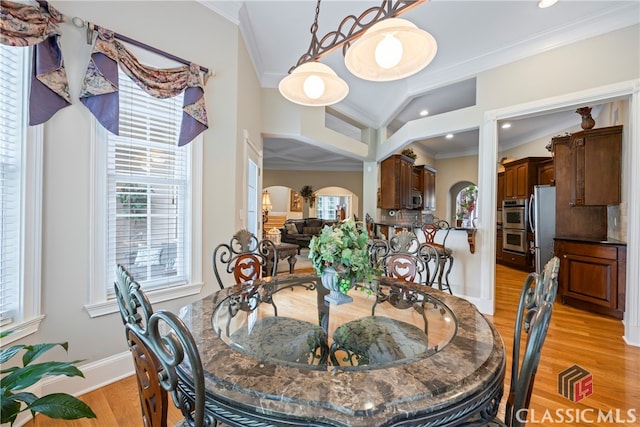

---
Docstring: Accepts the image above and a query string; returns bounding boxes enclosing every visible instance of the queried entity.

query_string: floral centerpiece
[308,219,378,304]
[456,184,477,226]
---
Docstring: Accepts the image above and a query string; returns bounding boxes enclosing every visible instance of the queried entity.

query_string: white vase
[321,267,354,305]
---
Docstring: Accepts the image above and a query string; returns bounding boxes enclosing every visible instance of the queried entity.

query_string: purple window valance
[0,0,71,125]
[79,27,208,146]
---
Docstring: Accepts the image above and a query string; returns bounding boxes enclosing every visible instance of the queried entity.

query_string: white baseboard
[41,350,134,396]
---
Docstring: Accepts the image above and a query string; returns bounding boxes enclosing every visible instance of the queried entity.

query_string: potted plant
[401,147,417,160]
[299,185,316,208]
[0,332,96,426]
[308,219,379,304]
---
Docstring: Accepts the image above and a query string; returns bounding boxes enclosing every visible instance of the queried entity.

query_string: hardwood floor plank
[29,264,640,426]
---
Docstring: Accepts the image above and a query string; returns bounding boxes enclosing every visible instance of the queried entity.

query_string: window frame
[86,88,203,318]
[0,45,44,345]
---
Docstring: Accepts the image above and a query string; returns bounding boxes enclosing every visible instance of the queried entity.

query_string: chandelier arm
[288,0,426,73]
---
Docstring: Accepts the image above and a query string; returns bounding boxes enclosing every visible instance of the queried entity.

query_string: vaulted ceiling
[201,1,639,170]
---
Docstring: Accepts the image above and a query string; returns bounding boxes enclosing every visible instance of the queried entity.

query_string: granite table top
[176,273,506,426]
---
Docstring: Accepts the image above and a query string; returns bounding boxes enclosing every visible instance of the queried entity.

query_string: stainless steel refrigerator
[529,185,556,275]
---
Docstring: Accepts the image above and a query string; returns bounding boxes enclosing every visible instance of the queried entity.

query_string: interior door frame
[478,79,639,346]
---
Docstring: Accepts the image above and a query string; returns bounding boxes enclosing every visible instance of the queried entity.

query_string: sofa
[280,218,337,250]
[124,242,178,280]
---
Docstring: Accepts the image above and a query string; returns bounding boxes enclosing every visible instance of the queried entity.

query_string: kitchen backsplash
[607,202,627,242]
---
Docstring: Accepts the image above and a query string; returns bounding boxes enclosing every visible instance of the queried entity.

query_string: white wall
[10,1,253,400]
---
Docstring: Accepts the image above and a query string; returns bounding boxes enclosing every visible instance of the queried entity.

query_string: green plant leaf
[22,342,69,366]
[0,345,27,365]
[6,391,38,405]
[27,393,97,420]
[1,397,21,425]
[2,362,85,392]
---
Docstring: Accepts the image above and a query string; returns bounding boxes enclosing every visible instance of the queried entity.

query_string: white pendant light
[344,18,437,82]
[278,62,349,107]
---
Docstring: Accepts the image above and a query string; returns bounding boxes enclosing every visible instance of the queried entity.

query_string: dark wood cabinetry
[497,172,504,210]
[496,228,503,261]
[503,157,550,200]
[537,159,554,186]
[555,239,626,319]
[419,165,436,211]
[553,126,622,240]
[380,154,415,210]
[556,125,622,206]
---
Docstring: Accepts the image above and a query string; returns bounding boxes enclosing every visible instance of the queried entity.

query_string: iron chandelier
[278,0,437,107]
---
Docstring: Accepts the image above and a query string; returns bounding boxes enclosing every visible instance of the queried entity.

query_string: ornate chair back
[375,231,431,285]
[420,218,451,249]
[114,265,208,427]
[420,218,454,294]
[503,256,560,427]
[365,213,376,239]
[212,229,278,288]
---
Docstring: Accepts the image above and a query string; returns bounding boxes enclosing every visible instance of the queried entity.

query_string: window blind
[106,69,189,294]
[0,45,27,326]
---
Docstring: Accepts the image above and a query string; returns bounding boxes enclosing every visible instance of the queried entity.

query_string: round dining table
[176,273,505,426]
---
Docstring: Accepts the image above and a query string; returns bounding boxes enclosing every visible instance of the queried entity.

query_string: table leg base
[325,291,353,305]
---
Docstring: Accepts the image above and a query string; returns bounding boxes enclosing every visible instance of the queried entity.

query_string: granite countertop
[554,236,627,245]
[374,220,476,231]
[178,274,505,426]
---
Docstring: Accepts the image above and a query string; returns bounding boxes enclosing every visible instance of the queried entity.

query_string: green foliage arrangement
[401,147,417,160]
[457,184,478,218]
[308,219,379,293]
[0,332,96,426]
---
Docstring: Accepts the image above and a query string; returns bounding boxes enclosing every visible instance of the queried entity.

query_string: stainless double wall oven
[502,198,528,254]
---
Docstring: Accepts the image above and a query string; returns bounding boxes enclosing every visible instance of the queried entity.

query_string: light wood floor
[30,264,640,426]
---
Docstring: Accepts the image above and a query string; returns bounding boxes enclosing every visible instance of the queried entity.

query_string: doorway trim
[478,79,639,346]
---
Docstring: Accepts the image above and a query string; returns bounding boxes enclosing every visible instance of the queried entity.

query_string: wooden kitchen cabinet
[496,228,503,261]
[552,126,622,240]
[503,157,550,200]
[537,158,554,186]
[380,154,415,210]
[497,172,504,210]
[412,167,423,192]
[555,239,626,319]
[409,165,436,210]
[419,165,436,211]
[558,126,622,206]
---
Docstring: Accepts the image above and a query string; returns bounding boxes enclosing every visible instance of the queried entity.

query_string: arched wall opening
[264,185,359,221]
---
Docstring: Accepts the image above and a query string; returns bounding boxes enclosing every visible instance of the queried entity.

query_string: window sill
[0,315,46,345]
[84,281,205,318]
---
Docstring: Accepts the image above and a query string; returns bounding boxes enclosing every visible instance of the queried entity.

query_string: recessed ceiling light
[501,123,512,129]
[445,133,453,139]
[538,0,559,8]
[419,109,429,117]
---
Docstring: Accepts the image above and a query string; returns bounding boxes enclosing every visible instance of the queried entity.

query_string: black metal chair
[328,234,443,367]
[468,256,560,426]
[212,229,278,289]
[374,230,439,286]
[113,265,213,427]
[420,218,454,294]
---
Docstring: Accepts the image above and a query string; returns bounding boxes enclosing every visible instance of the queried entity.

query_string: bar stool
[420,219,453,294]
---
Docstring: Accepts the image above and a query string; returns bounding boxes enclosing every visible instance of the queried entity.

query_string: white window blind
[106,69,189,295]
[0,45,28,327]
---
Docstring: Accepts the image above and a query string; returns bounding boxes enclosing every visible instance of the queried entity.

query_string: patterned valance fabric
[80,27,208,146]
[0,0,71,125]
